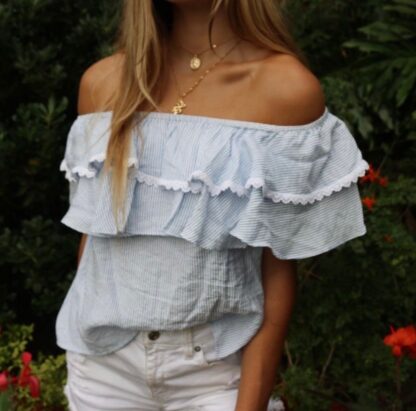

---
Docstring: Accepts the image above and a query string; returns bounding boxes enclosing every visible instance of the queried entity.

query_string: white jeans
[64,322,285,411]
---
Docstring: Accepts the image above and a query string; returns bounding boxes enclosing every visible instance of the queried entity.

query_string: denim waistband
[135,322,216,360]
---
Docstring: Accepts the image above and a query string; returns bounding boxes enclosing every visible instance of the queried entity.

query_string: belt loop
[185,326,194,358]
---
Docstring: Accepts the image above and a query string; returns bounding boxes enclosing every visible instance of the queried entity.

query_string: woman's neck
[169,1,236,52]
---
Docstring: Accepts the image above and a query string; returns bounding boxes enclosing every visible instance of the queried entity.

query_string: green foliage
[0,0,120,350]
[323,0,416,174]
[285,0,379,75]
[343,0,416,110]
[0,324,67,411]
[0,394,12,411]
[279,366,332,411]
[0,3,121,404]
[30,353,68,410]
[275,172,416,407]
[0,324,33,370]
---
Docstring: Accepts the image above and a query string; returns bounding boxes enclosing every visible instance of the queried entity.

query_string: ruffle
[59,108,369,259]
[61,159,368,205]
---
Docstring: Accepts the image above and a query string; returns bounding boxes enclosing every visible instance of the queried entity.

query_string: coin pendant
[190,56,201,70]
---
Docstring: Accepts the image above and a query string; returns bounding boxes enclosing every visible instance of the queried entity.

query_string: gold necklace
[171,39,241,115]
[173,36,237,71]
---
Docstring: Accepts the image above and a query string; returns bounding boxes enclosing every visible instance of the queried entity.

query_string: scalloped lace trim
[60,157,138,181]
[60,157,369,205]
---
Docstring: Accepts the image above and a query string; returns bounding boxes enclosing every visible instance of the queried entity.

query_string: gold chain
[172,36,238,70]
[171,39,242,115]
[172,36,237,58]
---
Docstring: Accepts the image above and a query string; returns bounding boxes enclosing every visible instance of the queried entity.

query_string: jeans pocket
[198,346,242,389]
[199,345,242,367]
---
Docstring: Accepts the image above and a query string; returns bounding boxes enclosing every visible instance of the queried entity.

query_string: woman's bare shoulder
[77,53,125,115]
[254,53,326,126]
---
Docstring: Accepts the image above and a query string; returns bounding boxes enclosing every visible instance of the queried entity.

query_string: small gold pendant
[190,55,201,70]
[172,99,187,114]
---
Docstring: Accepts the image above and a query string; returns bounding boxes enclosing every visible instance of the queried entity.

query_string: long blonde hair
[103,0,308,230]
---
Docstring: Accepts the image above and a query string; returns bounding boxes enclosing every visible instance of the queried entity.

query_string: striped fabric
[55,108,369,360]
[55,234,264,360]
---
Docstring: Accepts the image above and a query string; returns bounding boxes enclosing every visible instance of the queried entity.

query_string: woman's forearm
[234,322,290,411]
[77,233,87,266]
[235,250,297,411]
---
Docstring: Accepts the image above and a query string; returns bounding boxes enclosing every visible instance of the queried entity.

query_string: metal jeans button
[194,345,201,352]
[148,331,160,340]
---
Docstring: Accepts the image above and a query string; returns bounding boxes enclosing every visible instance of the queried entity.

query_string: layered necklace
[172,36,237,71]
[170,38,242,115]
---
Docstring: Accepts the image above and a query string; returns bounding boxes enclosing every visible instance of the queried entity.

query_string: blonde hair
[103,0,308,230]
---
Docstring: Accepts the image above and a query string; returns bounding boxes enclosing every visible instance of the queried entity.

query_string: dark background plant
[0,0,415,409]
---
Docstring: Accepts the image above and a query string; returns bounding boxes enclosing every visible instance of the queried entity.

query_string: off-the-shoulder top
[55,107,369,360]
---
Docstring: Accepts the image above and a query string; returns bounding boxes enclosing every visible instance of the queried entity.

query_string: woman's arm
[234,248,297,411]
[77,234,88,266]
[74,55,125,268]
[234,55,325,411]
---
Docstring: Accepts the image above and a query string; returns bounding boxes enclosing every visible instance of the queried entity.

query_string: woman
[56,0,370,410]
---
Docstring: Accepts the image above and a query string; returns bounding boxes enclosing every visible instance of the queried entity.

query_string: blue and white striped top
[55,107,369,361]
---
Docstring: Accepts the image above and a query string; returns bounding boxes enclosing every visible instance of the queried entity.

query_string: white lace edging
[59,157,139,182]
[60,156,370,205]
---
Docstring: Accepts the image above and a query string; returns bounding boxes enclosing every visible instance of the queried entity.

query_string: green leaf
[0,391,13,411]
[395,62,416,106]
[342,40,394,54]
[384,4,416,17]
[378,108,394,129]
[392,0,416,7]
[358,21,414,42]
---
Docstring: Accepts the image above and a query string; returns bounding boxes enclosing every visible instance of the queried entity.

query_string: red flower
[21,352,32,366]
[28,375,41,398]
[383,325,416,359]
[14,351,41,398]
[378,176,389,187]
[362,196,376,210]
[17,352,32,387]
[359,163,390,188]
[359,163,380,184]
[0,371,9,392]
